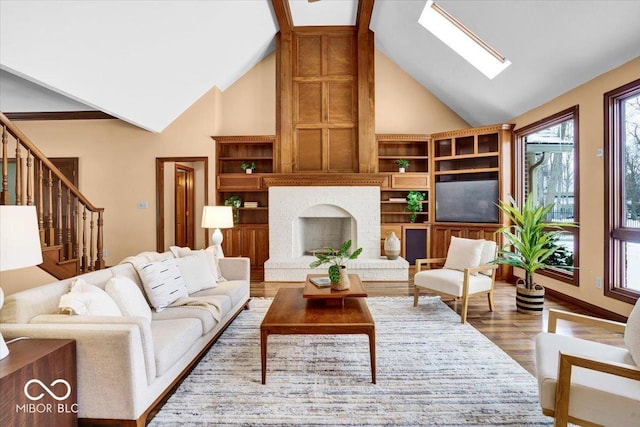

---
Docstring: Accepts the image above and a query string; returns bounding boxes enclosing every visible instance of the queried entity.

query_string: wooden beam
[270,0,292,34]
[356,0,375,34]
[4,111,115,121]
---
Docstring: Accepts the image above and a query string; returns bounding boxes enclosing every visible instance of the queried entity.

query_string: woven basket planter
[515,281,545,315]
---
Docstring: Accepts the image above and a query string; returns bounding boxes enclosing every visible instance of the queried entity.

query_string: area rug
[149,297,552,426]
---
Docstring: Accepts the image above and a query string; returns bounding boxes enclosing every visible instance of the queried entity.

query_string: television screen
[435,180,499,223]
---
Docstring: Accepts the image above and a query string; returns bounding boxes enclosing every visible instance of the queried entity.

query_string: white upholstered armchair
[535,300,640,426]
[413,237,498,323]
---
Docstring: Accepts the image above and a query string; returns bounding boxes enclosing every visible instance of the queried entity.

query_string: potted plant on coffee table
[495,195,577,315]
[309,240,363,291]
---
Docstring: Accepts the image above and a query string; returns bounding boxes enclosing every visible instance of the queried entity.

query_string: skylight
[418,0,511,79]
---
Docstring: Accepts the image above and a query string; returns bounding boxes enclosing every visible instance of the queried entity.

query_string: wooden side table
[0,338,77,427]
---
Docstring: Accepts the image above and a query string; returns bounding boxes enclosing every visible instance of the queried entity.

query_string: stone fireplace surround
[264,182,408,282]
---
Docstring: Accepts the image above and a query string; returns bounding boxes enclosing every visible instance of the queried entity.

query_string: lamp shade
[201,206,234,229]
[0,205,43,271]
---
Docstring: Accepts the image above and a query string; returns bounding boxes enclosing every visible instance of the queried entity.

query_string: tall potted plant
[495,195,576,315]
[309,240,362,291]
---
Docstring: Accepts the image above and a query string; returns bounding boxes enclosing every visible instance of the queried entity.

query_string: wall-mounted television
[435,179,499,223]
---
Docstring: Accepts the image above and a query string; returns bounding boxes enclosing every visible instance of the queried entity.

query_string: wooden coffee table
[260,286,376,384]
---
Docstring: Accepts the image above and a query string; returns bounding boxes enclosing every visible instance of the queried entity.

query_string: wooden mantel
[262,173,386,187]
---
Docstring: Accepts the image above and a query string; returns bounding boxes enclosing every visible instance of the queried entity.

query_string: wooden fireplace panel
[328,128,356,172]
[328,81,355,123]
[295,35,322,77]
[296,129,323,171]
[296,82,323,123]
[327,34,355,76]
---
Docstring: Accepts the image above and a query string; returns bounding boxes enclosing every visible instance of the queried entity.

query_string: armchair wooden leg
[487,291,494,312]
[461,296,469,324]
[413,286,420,307]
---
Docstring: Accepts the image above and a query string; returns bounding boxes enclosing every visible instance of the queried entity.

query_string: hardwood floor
[251,278,627,376]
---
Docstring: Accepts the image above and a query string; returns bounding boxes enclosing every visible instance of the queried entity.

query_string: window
[514,106,579,285]
[605,78,640,304]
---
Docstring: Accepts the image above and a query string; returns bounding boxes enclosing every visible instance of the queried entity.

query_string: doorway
[174,164,195,248]
[155,157,208,253]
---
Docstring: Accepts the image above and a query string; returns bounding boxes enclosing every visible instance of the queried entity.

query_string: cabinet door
[430,225,468,258]
[241,226,269,268]
[221,228,243,257]
[403,226,429,264]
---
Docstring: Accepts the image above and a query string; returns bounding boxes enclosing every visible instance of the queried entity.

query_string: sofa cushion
[135,259,188,312]
[535,332,639,426]
[443,236,484,274]
[105,276,152,321]
[176,250,217,294]
[413,268,493,297]
[192,280,247,308]
[625,298,640,365]
[151,295,230,334]
[58,278,122,316]
[151,318,202,376]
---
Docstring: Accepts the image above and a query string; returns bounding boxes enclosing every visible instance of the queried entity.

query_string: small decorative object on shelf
[241,162,256,174]
[309,240,363,291]
[244,201,259,208]
[384,231,401,260]
[395,159,410,173]
[406,191,425,223]
[224,195,243,224]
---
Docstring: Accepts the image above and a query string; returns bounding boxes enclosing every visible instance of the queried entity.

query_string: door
[174,164,195,248]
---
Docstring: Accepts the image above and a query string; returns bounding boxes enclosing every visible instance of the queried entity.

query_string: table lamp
[0,205,44,359]
[201,206,234,258]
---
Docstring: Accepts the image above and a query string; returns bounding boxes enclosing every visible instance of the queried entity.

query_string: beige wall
[511,56,640,317]
[375,50,469,133]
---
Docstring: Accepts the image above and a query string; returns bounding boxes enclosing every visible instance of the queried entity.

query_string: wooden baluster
[26,150,33,205]
[95,211,104,270]
[65,187,72,260]
[1,125,8,204]
[15,141,22,205]
[73,196,79,260]
[56,179,63,249]
[89,211,95,271]
[37,159,45,242]
[46,169,55,246]
[81,207,88,272]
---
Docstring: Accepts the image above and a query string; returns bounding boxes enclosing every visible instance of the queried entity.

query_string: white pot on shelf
[245,169,253,174]
[398,167,405,173]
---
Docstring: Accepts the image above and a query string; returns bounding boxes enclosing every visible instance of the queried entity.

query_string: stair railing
[0,112,105,273]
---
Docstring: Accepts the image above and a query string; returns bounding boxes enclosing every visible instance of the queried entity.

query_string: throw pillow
[135,258,188,312]
[170,246,192,258]
[58,278,122,316]
[478,240,497,276]
[105,276,152,321]
[625,298,640,365]
[176,250,217,294]
[443,236,484,274]
[205,246,227,282]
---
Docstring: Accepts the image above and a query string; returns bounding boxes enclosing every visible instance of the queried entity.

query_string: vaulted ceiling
[1,0,639,133]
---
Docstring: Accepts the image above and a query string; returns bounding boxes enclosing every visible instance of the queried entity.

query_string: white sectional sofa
[0,249,250,427]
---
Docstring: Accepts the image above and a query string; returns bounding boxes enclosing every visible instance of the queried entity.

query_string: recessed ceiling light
[418,0,511,79]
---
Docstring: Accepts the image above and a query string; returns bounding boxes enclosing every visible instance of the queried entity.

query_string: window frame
[513,106,580,286]
[604,78,640,304]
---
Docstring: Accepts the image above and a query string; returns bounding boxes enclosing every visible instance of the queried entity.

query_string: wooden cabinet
[221,224,269,281]
[214,136,275,279]
[431,124,513,224]
[377,134,430,226]
[0,339,77,427]
[380,224,430,265]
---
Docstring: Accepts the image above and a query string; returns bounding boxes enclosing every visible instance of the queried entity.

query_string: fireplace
[264,185,408,281]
